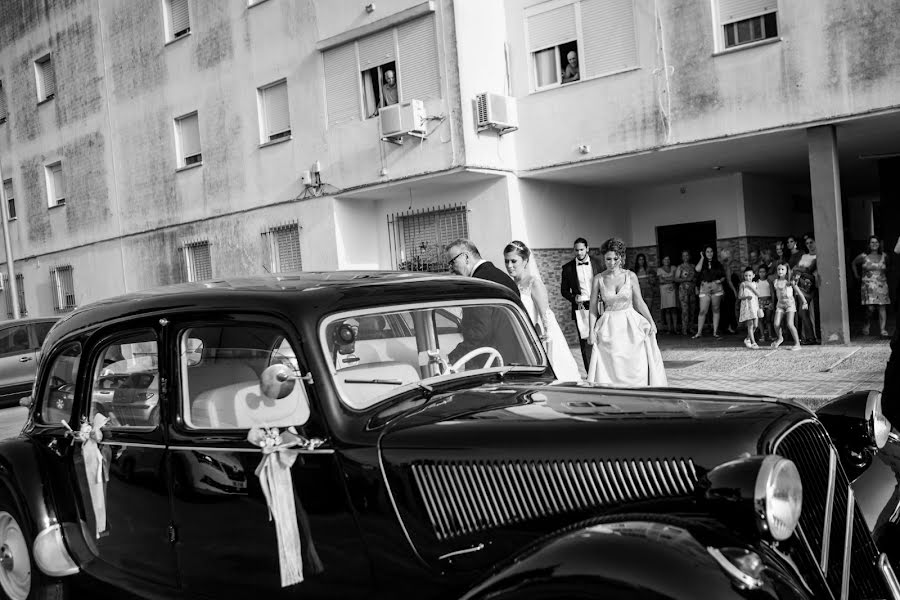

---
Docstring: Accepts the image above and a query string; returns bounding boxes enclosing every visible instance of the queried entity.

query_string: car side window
[38,343,81,425]
[90,332,160,428]
[180,324,309,430]
[0,325,30,355]
[33,321,56,347]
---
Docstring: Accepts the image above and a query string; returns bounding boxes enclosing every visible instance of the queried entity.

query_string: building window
[35,54,56,102]
[3,179,15,220]
[165,0,191,41]
[50,265,76,312]
[175,112,202,167]
[717,0,778,49]
[387,204,468,272]
[258,80,291,143]
[526,0,637,91]
[0,80,8,123]
[1,273,26,318]
[45,163,66,207]
[323,14,440,127]
[261,223,302,273]
[182,240,212,282]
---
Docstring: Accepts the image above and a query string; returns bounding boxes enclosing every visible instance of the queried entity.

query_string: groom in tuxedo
[445,239,521,366]
[561,237,602,369]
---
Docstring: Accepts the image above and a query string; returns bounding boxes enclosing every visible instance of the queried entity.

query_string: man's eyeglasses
[447,251,466,268]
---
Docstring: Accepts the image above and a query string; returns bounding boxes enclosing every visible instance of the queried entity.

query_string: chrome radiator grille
[411,458,698,540]
[774,420,887,599]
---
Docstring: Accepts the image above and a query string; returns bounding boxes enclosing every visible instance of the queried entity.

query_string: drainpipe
[0,159,20,319]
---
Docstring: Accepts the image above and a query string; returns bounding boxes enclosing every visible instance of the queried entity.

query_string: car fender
[459,518,811,600]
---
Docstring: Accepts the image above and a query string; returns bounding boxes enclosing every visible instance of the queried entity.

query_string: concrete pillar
[808,125,850,344]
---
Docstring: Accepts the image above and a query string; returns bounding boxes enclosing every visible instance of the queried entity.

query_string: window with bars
[35,54,56,102]
[0,80,8,123]
[165,0,191,41]
[1,273,26,318]
[717,0,778,49]
[2,180,14,220]
[182,240,212,282]
[45,163,65,207]
[258,80,291,143]
[387,204,468,272]
[50,266,76,312]
[175,112,202,167]
[261,223,302,273]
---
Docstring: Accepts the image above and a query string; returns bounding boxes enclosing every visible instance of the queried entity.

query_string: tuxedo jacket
[560,256,603,319]
[448,261,523,365]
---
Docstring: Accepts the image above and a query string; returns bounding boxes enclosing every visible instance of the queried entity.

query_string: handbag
[757,307,765,318]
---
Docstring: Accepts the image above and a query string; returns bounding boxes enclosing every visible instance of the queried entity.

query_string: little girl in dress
[771,263,807,351]
[737,267,760,349]
[755,265,773,343]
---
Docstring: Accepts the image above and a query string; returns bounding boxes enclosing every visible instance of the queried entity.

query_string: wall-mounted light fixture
[365,3,376,13]
[578,144,591,154]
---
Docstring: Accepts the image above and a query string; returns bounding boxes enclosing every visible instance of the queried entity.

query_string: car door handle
[18,356,32,362]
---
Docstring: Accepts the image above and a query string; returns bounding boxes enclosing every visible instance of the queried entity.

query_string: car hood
[377,382,804,567]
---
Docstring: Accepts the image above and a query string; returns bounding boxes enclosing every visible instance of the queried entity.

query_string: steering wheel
[449,347,503,373]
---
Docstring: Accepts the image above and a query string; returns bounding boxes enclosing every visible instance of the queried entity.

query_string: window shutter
[398,15,440,100]
[264,82,290,136]
[180,114,201,158]
[527,4,576,51]
[581,0,638,78]
[170,0,190,34]
[51,165,65,201]
[41,59,56,98]
[358,29,395,69]
[324,43,360,126]
[0,83,7,120]
[719,0,776,23]
[2,181,11,202]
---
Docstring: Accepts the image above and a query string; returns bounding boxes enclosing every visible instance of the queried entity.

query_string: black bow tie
[577,260,590,265]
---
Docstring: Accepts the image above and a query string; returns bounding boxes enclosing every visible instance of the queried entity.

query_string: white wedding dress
[519,280,582,382]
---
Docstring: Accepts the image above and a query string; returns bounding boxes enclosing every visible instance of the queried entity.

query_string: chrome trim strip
[98,441,165,449]
[166,445,334,454]
[707,547,762,589]
[439,543,484,561]
[841,488,854,600]
[821,447,837,574]
[377,437,425,563]
[771,417,819,452]
[879,553,900,600]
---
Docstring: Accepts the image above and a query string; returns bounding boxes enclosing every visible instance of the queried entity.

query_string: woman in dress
[633,254,656,318]
[852,235,891,338]
[586,238,667,387]
[503,241,581,381]
[674,250,697,336]
[693,245,726,339]
[656,255,678,334]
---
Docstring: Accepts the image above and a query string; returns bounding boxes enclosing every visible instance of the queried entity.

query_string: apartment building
[0,0,897,343]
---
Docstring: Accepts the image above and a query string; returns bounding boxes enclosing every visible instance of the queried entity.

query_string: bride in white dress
[503,241,582,381]
[587,237,667,387]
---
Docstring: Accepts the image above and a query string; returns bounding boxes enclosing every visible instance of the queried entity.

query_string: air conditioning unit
[380,99,427,141]
[475,92,518,135]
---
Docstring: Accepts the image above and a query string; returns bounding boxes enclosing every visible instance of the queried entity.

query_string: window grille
[176,113,202,167]
[1,273,26,318]
[36,55,56,101]
[46,163,65,207]
[387,204,468,272]
[259,80,291,142]
[261,223,302,273]
[50,265,76,312]
[0,80,7,123]
[2,179,14,219]
[182,240,212,282]
[167,0,191,39]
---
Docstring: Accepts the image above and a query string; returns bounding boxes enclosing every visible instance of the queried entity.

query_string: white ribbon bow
[62,414,110,538]
[247,426,307,587]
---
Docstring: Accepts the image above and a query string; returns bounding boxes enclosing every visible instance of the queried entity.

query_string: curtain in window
[51,165,65,202]
[179,114,201,160]
[362,69,378,118]
[533,48,558,88]
[263,82,290,137]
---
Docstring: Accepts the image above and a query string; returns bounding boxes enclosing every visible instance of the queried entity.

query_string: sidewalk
[569,332,893,410]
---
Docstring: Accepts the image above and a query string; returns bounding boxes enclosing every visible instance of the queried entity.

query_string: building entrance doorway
[656,220,718,265]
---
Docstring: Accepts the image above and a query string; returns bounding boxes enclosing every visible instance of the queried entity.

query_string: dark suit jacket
[883,326,900,426]
[560,256,603,319]
[448,261,524,366]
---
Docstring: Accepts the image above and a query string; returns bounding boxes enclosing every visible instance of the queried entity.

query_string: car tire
[0,492,68,600]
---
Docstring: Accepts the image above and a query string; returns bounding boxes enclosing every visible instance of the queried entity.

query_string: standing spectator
[756,265,773,342]
[675,250,698,336]
[772,239,789,272]
[760,247,774,273]
[560,237,603,369]
[719,248,739,334]
[748,247,762,274]
[693,246,726,339]
[657,255,678,334]
[793,234,819,344]
[852,235,891,338]
[738,267,761,349]
[633,254,656,325]
[771,263,807,351]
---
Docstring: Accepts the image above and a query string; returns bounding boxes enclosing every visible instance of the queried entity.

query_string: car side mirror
[184,337,204,367]
[19,396,32,408]
[260,364,298,400]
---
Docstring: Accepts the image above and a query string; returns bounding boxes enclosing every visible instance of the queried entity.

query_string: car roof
[43,271,520,347]
[0,316,61,327]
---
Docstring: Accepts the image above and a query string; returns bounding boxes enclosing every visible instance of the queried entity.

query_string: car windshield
[320,300,545,410]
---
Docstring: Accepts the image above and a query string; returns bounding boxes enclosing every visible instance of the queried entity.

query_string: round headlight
[755,456,802,541]
[867,391,891,449]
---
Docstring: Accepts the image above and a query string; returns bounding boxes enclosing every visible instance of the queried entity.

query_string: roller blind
[527,4,576,51]
[358,29,395,69]
[50,164,65,201]
[169,0,190,35]
[581,0,638,77]
[719,0,776,23]
[324,43,360,126]
[0,82,7,120]
[179,114,201,158]
[39,58,56,99]
[263,81,290,136]
[398,15,440,100]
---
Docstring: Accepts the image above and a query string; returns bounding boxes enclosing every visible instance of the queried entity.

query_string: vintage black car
[1,272,899,600]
